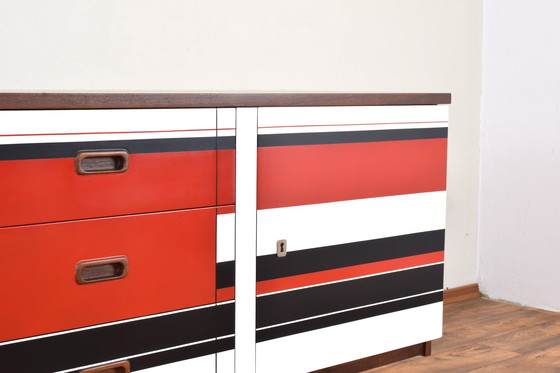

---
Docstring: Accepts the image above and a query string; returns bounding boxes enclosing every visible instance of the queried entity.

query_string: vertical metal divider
[234,107,258,373]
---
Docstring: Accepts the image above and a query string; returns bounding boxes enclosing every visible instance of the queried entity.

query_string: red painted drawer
[0,142,216,227]
[0,208,216,343]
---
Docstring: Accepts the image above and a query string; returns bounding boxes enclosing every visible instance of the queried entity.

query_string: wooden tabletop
[0,92,451,110]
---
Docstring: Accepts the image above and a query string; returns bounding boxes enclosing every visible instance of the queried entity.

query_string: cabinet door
[255,106,448,373]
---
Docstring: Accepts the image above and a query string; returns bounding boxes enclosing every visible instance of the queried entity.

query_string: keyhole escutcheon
[277,239,287,257]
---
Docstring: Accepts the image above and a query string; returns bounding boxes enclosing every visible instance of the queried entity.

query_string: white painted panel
[137,354,215,373]
[217,212,235,263]
[258,106,448,128]
[218,108,236,138]
[0,130,217,145]
[256,302,442,373]
[258,121,447,135]
[235,107,258,373]
[0,108,216,135]
[217,349,235,373]
[257,191,446,256]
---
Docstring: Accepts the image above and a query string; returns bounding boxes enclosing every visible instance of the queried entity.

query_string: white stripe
[217,349,235,373]
[0,303,216,347]
[0,130,217,145]
[258,121,447,135]
[218,129,236,138]
[0,108,216,136]
[234,108,258,373]
[257,191,446,256]
[258,105,448,127]
[55,339,216,373]
[256,288,443,331]
[218,108,236,138]
[256,262,444,297]
[217,213,235,263]
[256,302,442,373]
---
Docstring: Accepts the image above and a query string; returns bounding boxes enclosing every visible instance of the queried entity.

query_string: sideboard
[0,93,450,373]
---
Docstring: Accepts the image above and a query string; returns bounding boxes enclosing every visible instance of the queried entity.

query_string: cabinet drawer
[0,140,217,227]
[0,108,218,227]
[0,208,216,343]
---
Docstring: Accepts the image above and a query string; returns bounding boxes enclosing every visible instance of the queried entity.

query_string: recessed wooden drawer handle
[76,150,129,175]
[76,257,129,285]
[80,361,130,373]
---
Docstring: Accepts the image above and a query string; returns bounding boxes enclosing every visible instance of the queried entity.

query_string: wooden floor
[365,297,560,373]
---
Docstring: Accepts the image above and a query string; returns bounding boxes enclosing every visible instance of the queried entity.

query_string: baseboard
[443,284,481,305]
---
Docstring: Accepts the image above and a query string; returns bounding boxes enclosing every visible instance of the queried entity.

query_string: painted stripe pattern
[0,137,216,161]
[257,127,447,148]
[0,108,216,136]
[0,303,234,373]
[0,136,236,161]
[257,264,443,329]
[257,291,442,343]
[256,302,443,373]
[256,230,444,282]
[255,103,447,368]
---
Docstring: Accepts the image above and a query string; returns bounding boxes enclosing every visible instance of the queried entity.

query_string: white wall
[0,0,482,289]
[479,0,560,311]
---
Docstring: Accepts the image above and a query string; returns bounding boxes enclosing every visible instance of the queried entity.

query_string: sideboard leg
[423,341,432,357]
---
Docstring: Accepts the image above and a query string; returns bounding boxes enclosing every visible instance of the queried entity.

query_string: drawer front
[0,108,217,227]
[0,208,216,343]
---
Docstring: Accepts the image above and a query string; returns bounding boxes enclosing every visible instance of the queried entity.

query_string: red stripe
[0,208,216,342]
[0,151,216,227]
[217,287,235,303]
[217,205,235,215]
[256,251,444,296]
[257,138,447,210]
[218,149,235,206]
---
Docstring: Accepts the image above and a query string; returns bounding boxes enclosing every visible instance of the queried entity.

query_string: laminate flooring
[366,297,560,373]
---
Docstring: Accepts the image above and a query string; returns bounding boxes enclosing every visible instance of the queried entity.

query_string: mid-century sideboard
[0,93,450,373]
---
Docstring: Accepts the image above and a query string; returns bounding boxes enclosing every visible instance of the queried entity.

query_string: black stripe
[217,136,236,150]
[217,261,235,289]
[0,303,234,373]
[256,264,443,328]
[257,128,448,147]
[257,230,444,282]
[0,137,217,161]
[65,337,236,373]
[130,337,235,372]
[257,291,442,343]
